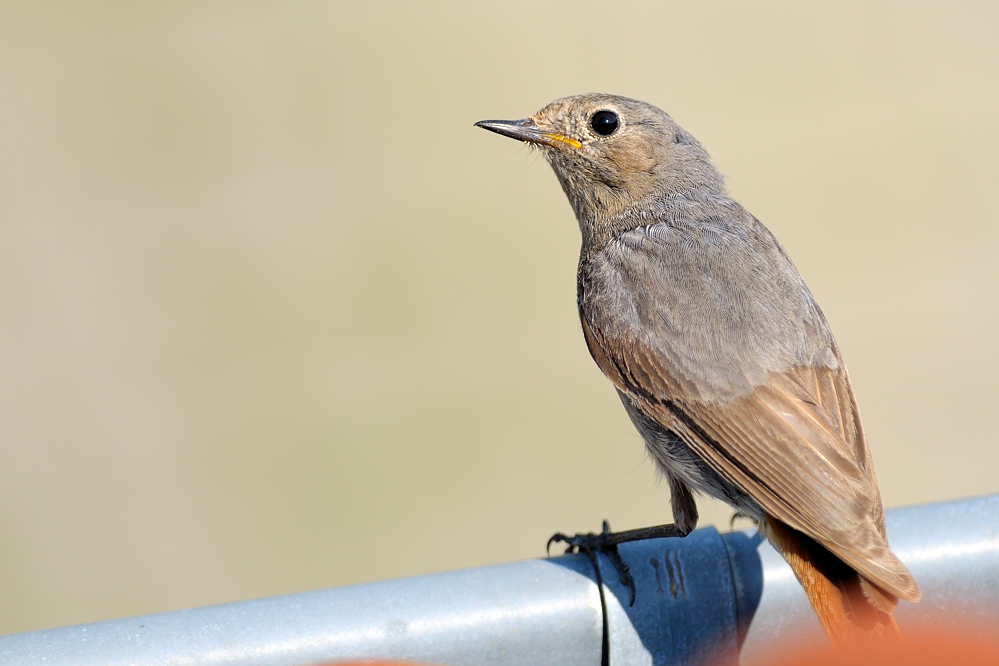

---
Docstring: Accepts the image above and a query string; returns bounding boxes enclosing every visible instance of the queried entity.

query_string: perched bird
[475,94,920,644]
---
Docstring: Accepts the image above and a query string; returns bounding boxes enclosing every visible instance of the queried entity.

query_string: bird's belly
[618,391,766,522]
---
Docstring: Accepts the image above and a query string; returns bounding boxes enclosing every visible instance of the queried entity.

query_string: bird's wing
[579,229,920,603]
[592,318,919,602]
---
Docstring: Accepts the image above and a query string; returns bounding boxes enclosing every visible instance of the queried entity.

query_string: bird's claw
[547,521,637,606]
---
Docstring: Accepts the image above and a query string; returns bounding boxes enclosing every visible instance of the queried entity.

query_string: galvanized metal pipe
[2,495,997,665]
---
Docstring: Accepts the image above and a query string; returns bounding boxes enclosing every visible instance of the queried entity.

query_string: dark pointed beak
[475,119,581,149]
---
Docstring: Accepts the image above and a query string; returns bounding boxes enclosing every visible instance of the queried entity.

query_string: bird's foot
[548,520,688,606]
[729,511,758,530]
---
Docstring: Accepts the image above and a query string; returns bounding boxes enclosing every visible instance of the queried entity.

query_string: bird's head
[476,93,725,229]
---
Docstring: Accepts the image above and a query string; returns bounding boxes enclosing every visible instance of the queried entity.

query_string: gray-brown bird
[475,94,920,644]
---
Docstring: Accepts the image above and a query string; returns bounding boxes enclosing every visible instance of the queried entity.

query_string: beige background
[1,2,997,635]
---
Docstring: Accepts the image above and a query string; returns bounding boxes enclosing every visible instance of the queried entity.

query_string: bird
[475,93,920,645]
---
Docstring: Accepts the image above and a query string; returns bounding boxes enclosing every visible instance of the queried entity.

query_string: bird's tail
[765,519,901,646]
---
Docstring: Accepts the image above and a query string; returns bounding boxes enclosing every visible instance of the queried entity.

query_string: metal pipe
[741,493,999,664]
[2,495,997,665]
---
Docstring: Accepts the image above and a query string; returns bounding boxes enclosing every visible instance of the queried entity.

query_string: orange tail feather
[765,519,900,646]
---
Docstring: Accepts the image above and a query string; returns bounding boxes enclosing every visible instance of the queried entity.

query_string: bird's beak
[474,118,581,149]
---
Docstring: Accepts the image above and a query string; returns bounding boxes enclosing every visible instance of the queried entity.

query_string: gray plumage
[475,93,920,608]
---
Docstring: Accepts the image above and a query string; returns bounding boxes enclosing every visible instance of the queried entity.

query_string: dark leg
[548,520,691,606]
[548,521,689,552]
[547,479,698,606]
[669,476,699,535]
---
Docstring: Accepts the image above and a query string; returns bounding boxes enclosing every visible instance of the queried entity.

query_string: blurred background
[1,1,997,635]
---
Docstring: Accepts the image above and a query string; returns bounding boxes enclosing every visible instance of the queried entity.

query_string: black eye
[590,110,619,136]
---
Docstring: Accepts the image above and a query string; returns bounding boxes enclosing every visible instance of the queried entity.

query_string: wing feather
[620,345,920,602]
[579,225,920,602]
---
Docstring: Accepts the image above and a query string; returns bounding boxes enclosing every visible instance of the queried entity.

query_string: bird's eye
[590,110,619,136]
